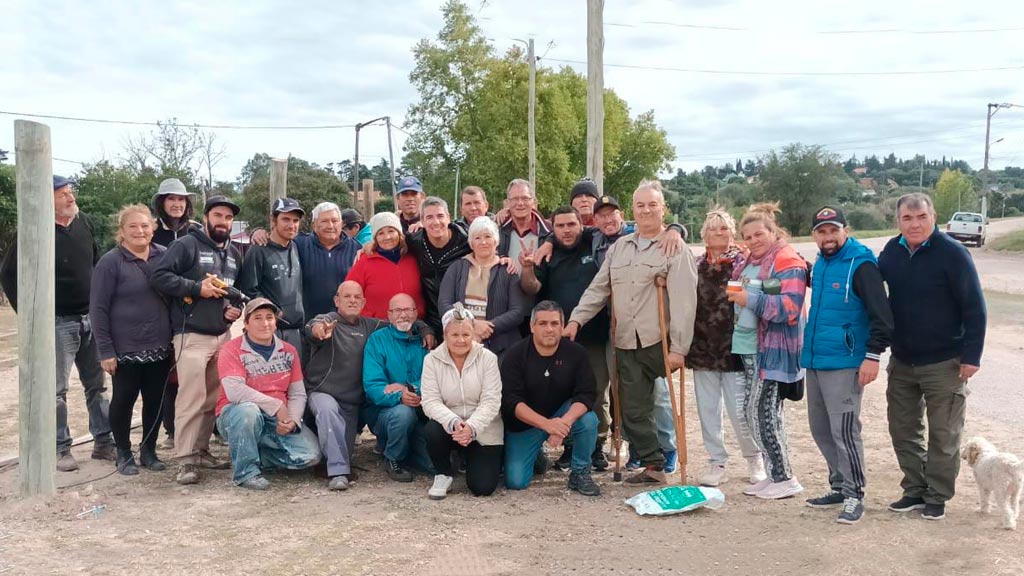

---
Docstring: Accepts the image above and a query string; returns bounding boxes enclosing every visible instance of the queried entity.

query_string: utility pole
[919,156,924,188]
[14,120,56,497]
[528,39,537,194]
[586,0,605,194]
[353,125,361,196]
[269,158,288,202]
[983,102,1022,219]
[385,116,397,197]
[352,116,389,204]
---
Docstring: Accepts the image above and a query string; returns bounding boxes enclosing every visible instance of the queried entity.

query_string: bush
[846,205,886,231]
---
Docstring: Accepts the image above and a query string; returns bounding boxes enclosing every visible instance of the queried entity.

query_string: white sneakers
[754,478,804,500]
[748,458,767,484]
[743,477,772,496]
[699,464,729,487]
[428,474,454,500]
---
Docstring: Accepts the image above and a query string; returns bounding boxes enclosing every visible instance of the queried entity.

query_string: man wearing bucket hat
[395,176,426,234]
[237,197,307,355]
[152,178,202,248]
[1,175,116,471]
[215,297,320,490]
[802,206,893,525]
[151,194,245,485]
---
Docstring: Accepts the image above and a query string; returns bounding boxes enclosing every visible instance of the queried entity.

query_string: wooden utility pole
[14,120,56,497]
[269,157,288,204]
[586,0,605,194]
[527,39,537,194]
[385,116,397,197]
[361,179,377,219]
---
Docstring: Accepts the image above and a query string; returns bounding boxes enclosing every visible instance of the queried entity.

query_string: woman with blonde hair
[689,207,765,488]
[726,202,808,500]
[89,204,172,475]
[344,212,426,319]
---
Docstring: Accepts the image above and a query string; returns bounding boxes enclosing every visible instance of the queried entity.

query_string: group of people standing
[0,172,985,526]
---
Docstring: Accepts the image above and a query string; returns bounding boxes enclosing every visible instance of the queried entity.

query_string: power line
[542,57,1024,77]
[607,19,1024,35]
[0,110,358,130]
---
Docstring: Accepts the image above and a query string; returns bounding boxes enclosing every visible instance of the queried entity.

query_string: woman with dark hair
[152,178,202,248]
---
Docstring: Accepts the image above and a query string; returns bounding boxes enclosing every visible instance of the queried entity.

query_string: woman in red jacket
[345,212,426,319]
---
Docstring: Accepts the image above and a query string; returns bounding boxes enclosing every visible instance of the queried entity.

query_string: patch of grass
[989,229,1024,252]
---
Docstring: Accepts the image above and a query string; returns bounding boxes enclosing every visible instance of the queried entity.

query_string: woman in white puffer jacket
[421,304,504,499]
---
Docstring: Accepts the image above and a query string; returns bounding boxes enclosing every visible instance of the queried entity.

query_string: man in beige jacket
[566,180,698,484]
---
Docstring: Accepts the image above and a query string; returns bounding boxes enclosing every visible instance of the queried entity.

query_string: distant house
[858,178,877,196]
[852,167,868,176]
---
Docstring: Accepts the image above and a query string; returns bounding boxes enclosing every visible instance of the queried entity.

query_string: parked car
[946,212,987,246]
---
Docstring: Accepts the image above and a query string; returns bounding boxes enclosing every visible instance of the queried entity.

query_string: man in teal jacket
[362,293,433,482]
[802,207,893,525]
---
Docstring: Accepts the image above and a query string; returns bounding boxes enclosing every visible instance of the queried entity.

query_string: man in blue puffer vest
[802,206,893,525]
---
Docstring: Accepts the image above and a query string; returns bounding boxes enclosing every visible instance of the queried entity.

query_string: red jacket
[345,251,426,320]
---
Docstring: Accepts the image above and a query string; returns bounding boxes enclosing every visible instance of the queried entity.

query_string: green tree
[0,162,15,262]
[933,169,978,222]
[237,154,351,232]
[74,161,167,249]
[759,144,844,236]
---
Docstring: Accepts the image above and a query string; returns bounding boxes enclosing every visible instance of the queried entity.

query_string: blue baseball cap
[396,176,423,196]
[53,175,72,191]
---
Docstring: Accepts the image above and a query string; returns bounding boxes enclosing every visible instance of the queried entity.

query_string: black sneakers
[591,449,610,472]
[887,495,926,512]
[385,458,413,483]
[806,491,845,508]
[568,470,601,497]
[922,503,945,521]
[836,498,864,525]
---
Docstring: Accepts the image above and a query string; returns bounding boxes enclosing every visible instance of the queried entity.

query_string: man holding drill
[152,196,245,485]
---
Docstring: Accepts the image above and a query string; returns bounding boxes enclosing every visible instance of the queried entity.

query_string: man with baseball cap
[237,197,306,355]
[152,194,244,484]
[570,178,600,226]
[802,206,893,524]
[1,175,116,471]
[341,208,372,245]
[215,297,320,490]
[395,176,425,234]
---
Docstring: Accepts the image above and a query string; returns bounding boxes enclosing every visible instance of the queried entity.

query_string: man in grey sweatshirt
[304,281,434,490]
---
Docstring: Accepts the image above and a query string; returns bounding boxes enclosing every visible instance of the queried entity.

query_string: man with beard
[1,176,115,471]
[802,206,893,525]
[151,178,202,248]
[407,197,471,337]
[151,196,244,485]
[519,206,611,472]
[237,198,306,354]
[395,176,426,234]
[361,293,433,482]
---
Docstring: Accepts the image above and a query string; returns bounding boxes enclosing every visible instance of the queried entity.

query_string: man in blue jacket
[801,207,893,525]
[362,293,432,482]
[878,193,986,522]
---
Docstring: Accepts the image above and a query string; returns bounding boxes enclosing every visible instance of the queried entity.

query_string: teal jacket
[362,325,429,420]
[802,237,875,370]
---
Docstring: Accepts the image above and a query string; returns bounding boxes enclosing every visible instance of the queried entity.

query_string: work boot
[328,475,351,491]
[91,442,117,462]
[197,449,230,470]
[238,475,270,491]
[56,451,79,472]
[568,470,602,497]
[115,448,139,476]
[176,463,200,485]
[624,466,666,485]
[139,446,167,471]
[385,458,413,483]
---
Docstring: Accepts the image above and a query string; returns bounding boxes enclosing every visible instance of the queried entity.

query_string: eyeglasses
[507,195,533,204]
[388,307,417,315]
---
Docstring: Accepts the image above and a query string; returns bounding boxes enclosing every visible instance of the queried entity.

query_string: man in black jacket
[237,197,305,354]
[151,195,244,485]
[878,192,987,522]
[406,197,471,337]
[1,176,114,472]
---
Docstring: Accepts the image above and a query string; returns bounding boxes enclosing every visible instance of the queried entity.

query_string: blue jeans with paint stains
[217,402,321,484]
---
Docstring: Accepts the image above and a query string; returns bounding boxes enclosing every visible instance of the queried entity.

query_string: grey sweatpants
[308,392,360,477]
[806,368,866,499]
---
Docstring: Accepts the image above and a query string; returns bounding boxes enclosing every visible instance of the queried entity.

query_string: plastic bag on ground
[625,485,726,516]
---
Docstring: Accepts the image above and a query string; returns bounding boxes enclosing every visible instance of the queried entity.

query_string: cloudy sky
[2,0,1023,186]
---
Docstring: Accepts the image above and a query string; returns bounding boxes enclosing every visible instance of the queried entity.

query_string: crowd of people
[0,172,987,526]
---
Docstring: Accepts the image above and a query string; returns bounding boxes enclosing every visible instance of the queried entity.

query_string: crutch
[655,274,688,484]
[609,291,624,482]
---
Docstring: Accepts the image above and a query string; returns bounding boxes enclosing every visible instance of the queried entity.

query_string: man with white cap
[1,175,115,471]
[216,297,320,490]
[151,177,202,248]
[237,197,306,354]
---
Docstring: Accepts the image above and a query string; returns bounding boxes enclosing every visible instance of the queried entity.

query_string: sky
[2,0,1024,187]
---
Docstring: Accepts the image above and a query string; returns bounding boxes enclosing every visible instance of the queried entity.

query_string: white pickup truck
[946,212,987,246]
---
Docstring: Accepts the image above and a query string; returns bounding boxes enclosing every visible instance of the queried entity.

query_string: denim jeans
[55,314,112,453]
[364,403,433,473]
[217,402,321,484]
[504,401,599,489]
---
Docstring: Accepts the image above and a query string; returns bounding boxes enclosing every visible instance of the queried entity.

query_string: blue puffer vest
[802,237,876,370]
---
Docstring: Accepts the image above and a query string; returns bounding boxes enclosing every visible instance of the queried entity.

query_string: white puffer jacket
[420,341,504,446]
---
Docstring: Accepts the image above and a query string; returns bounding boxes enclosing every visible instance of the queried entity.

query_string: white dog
[962,436,1023,530]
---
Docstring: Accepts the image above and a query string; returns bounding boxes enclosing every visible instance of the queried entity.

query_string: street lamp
[983,103,1022,219]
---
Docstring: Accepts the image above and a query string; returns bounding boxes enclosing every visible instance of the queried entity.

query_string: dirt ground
[1,223,1023,576]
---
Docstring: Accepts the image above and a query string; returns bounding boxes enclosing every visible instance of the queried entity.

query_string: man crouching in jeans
[216,298,321,490]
